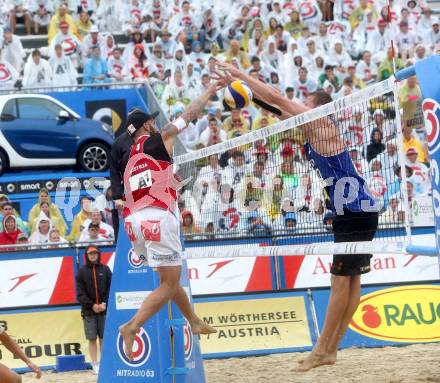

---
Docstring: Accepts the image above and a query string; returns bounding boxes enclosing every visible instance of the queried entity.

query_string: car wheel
[0,150,7,176]
[78,142,110,172]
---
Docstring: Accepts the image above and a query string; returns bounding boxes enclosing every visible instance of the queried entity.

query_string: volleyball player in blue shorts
[216,63,379,372]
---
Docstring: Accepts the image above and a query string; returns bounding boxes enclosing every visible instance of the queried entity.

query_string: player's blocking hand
[216,61,241,79]
[211,71,230,91]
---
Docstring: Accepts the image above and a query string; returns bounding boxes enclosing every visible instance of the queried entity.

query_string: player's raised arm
[161,82,218,155]
[216,62,309,118]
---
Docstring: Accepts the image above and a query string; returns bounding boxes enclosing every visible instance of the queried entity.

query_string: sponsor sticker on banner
[0,256,76,309]
[115,291,151,310]
[402,96,424,131]
[194,295,312,355]
[349,285,440,342]
[412,196,435,227]
[187,256,273,295]
[85,99,126,135]
[0,309,89,369]
[284,233,439,289]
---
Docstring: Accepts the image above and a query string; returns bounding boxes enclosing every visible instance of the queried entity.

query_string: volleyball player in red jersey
[116,84,218,360]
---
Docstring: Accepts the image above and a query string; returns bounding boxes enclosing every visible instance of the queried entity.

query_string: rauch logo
[349,285,440,342]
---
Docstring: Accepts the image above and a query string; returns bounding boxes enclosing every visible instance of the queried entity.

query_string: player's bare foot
[298,352,337,366]
[295,352,331,372]
[324,352,337,365]
[191,319,217,335]
[119,323,137,360]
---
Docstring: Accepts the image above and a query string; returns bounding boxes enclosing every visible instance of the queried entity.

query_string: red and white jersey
[123,134,176,217]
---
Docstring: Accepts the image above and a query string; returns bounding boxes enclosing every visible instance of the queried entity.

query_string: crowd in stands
[0,186,116,248]
[0,0,436,89]
[0,0,436,244]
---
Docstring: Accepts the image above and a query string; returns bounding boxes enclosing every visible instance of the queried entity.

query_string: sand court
[22,343,440,383]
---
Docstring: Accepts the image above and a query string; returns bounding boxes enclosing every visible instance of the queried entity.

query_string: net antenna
[177,77,416,259]
[387,0,412,243]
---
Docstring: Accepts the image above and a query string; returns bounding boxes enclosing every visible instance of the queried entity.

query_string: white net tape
[184,240,407,259]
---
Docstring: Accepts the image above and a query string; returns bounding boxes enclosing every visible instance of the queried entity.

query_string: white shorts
[124,207,182,267]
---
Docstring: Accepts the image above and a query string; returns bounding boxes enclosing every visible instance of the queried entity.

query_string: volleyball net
[174,77,429,259]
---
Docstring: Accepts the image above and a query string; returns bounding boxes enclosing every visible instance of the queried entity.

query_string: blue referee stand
[98,222,206,383]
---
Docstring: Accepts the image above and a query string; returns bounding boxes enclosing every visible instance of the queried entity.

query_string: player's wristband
[174,117,187,132]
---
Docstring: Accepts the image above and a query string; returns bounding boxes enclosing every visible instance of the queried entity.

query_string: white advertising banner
[285,233,439,289]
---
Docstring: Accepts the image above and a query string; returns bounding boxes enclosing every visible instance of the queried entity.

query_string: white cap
[373,108,385,117]
[90,25,99,33]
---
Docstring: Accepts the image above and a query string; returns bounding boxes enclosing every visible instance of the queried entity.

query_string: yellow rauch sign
[194,296,312,354]
[349,285,440,342]
[0,309,90,369]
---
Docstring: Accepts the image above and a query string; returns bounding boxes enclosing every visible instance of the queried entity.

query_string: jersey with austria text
[304,142,376,213]
[123,133,176,217]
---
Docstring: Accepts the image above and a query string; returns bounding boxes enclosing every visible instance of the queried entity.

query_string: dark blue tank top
[304,142,376,213]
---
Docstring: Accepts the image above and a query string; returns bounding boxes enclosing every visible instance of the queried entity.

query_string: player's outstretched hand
[211,74,227,91]
[27,361,42,379]
[216,61,241,79]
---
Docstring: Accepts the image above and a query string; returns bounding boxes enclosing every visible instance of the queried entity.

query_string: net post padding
[174,78,394,165]
[184,240,407,259]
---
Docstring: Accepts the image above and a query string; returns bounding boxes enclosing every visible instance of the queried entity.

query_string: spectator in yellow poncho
[403,125,428,164]
[398,76,421,105]
[284,10,303,39]
[223,108,250,138]
[30,201,67,237]
[377,47,404,81]
[75,10,93,40]
[349,0,377,30]
[28,188,67,235]
[48,3,80,43]
[243,18,267,52]
[67,196,92,241]
[225,39,250,69]
[253,109,279,130]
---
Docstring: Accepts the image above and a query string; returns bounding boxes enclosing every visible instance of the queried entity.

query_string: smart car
[0,94,114,175]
